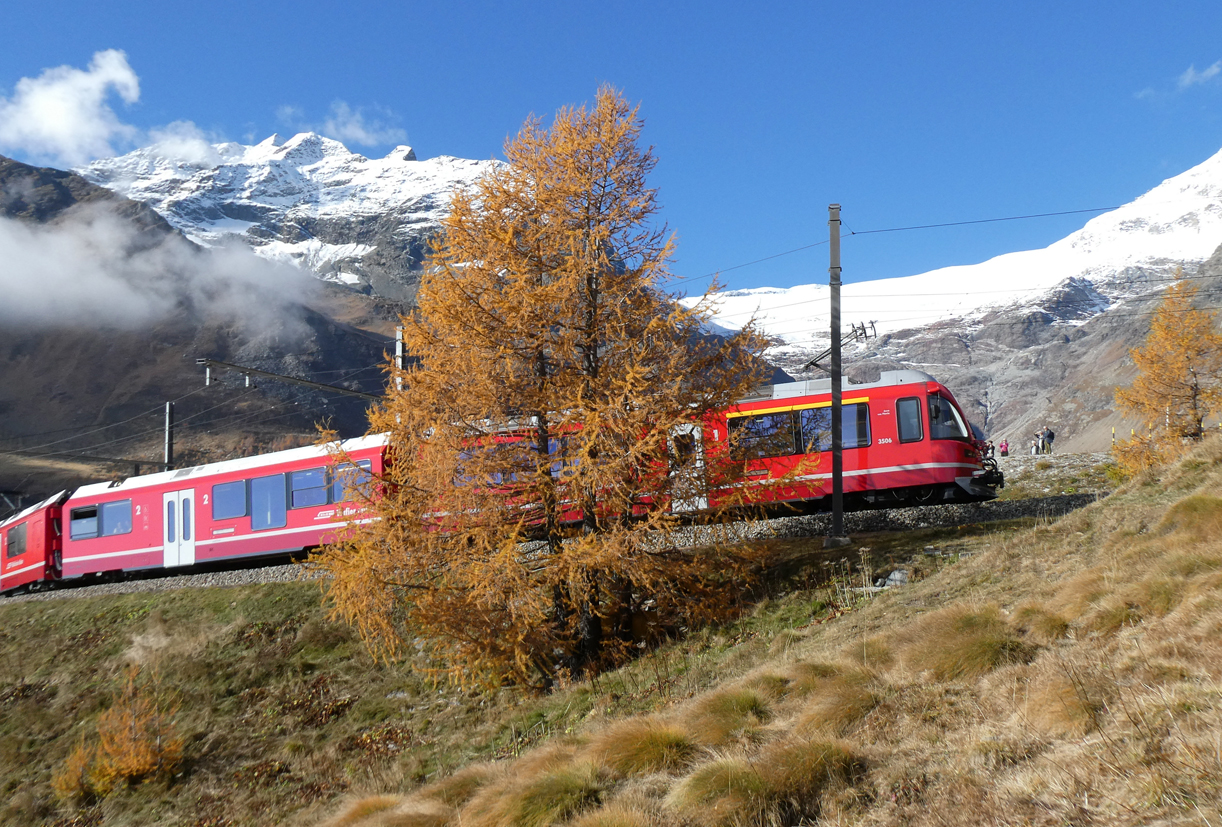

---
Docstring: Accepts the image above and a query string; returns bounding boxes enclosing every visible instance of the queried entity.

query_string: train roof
[0,490,70,529]
[70,433,389,501]
[738,369,939,403]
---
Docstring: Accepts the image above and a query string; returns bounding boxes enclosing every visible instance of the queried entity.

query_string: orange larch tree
[314,87,781,687]
[1114,272,1222,471]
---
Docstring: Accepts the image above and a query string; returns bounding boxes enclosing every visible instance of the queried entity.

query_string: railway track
[3,491,1102,604]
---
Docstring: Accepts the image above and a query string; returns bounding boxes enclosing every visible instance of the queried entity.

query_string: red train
[0,370,1000,595]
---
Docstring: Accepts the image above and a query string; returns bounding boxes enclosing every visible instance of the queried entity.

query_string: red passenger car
[0,435,386,594]
[702,370,1001,511]
[0,491,69,593]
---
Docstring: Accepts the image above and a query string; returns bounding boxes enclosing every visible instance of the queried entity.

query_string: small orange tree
[315,87,782,686]
[1114,272,1222,472]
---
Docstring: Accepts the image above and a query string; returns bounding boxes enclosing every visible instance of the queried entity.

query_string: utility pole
[395,326,406,392]
[163,402,175,472]
[824,204,850,549]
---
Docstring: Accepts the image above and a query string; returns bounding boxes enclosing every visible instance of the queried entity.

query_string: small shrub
[683,687,770,746]
[55,666,183,799]
[665,757,767,826]
[901,604,1032,681]
[585,717,698,776]
[1035,459,1052,471]
[50,737,97,804]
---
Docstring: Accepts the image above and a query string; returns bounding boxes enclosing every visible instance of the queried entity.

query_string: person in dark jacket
[1041,425,1055,454]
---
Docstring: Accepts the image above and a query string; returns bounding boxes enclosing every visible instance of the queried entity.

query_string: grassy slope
[6,442,1221,825]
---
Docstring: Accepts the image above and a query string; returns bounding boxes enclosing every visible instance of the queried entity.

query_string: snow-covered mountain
[79,132,497,300]
[697,146,1222,370]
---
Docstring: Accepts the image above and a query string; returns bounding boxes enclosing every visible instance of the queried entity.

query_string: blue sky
[2,0,1221,295]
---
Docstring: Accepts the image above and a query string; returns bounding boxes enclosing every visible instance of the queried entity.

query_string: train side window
[70,506,99,540]
[166,501,176,544]
[727,412,798,460]
[798,404,871,451]
[251,474,288,530]
[100,500,133,536]
[331,460,373,503]
[798,407,831,453]
[5,523,26,558]
[929,393,970,440]
[897,397,924,443]
[847,403,871,447]
[212,481,247,520]
[290,467,329,509]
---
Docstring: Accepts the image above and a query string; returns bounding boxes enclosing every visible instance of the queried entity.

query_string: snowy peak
[697,144,1222,359]
[78,134,499,300]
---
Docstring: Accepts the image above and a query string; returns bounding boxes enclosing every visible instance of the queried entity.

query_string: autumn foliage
[51,665,182,803]
[315,87,780,686]
[1114,273,1222,473]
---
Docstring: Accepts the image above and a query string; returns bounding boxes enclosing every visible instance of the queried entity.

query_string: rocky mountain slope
[79,133,496,301]
[0,154,404,504]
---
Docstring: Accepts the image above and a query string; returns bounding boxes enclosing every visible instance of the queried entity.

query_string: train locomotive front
[702,370,1003,512]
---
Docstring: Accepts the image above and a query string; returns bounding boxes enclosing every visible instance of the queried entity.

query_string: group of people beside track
[986,425,1057,459]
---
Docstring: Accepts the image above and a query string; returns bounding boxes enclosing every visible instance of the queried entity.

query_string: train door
[669,424,708,512]
[162,489,196,567]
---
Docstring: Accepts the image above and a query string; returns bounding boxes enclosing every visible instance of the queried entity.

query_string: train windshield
[928,393,970,440]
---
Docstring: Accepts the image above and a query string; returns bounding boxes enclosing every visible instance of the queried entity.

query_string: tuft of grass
[1158,495,1222,540]
[416,762,500,808]
[318,796,456,827]
[900,604,1033,681]
[1011,602,1070,644]
[567,802,656,827]
[664,757,767,826]
[1025,669,1106,737]
[767,628,804,656]
[793,666,880,736]
[755,737,862,821]
[585,717,698,776]
[841,635,893,669]
[682,687,771,747]
[460,760,603,827]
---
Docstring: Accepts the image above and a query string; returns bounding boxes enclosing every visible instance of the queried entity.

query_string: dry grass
[385,443,1222,827]
[316,796,455,827]
[898,603,1033,681]
[681,686,771,747]
[459,755,603,827]
[583,717,698,776]
[664,756,767,826]
[791,664,880,736]
[566,802,657,827]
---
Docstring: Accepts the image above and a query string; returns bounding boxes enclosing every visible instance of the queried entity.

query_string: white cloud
[1178,61,1221,90]
[323,101,407,147]
[148,120,221,167]
[0,203,315,331]
[0,50,141,167]
[279,100,409,148]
